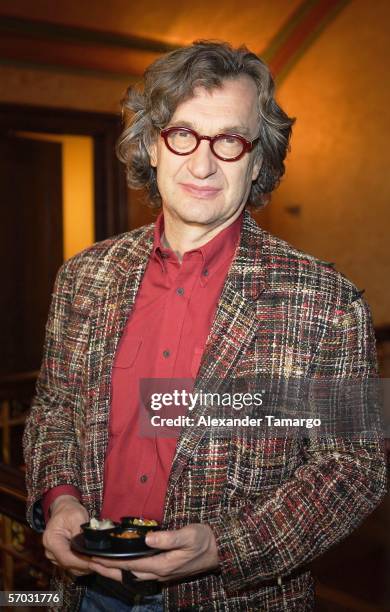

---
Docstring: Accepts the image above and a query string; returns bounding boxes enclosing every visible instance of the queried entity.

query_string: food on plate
[88,518,115,530]
[133,518,158,526]
[112,530,141,539]
[81,518,119,550]
[124,518,158,527]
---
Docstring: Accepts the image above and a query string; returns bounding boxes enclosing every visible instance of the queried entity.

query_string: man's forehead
[170,76,259,133]
[179,76,258,109]
[191,74,257,95]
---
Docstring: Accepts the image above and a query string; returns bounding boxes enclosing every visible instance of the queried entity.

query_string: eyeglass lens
[166,129,245,159]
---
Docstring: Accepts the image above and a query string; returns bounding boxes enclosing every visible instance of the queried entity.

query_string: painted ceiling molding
[0,15,179,77]
[0,0,350,80]
[262,0,351,83]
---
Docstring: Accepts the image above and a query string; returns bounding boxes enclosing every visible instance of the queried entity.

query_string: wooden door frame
[0,103,127,240]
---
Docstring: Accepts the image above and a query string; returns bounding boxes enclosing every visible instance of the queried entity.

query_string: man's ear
[149,139,158,168]
[252,155,262,181]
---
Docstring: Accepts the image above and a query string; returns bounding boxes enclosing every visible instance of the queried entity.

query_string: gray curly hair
[117,40,294,209]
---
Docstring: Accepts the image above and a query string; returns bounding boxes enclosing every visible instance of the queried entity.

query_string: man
[24,41,386,611]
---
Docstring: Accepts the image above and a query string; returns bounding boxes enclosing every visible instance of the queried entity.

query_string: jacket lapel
[82,226,154,511]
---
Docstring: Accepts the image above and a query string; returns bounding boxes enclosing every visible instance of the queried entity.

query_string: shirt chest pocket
[109,338,142,435]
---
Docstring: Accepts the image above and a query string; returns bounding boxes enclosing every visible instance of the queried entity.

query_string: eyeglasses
[160,126,259,162]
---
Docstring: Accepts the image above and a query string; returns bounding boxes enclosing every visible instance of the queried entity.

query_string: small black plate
[71,534,160,559]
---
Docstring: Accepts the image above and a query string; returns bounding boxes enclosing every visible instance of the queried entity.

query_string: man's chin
[176,208,222,227]
[166,200,222,226]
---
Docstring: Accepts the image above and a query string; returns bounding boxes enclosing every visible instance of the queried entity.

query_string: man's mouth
[179,183,222,199]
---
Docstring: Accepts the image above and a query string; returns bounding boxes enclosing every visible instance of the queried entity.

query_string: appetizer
[131,518,158,527]
[111,530,141,539]
[88,518,115,530]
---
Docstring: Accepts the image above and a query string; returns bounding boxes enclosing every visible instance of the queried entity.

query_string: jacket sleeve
[23,261,84,532]
[208,296,387,593]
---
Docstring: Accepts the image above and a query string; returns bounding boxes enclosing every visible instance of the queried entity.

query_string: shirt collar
[152,212,243,283]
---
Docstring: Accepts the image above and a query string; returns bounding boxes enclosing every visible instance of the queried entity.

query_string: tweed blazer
[23,211,387,611]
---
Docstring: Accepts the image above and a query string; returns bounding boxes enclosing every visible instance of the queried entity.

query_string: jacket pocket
[224,435,303,502]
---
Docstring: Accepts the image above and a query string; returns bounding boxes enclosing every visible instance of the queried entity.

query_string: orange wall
[270,0,390,325]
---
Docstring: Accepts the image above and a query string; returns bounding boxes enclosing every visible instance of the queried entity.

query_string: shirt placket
[157,251,202,377]
[133,252,202,513]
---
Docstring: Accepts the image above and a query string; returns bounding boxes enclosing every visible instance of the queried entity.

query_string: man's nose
[187,140,218,178]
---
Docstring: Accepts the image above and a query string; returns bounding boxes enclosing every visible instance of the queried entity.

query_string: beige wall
[0,64,132,113]
[269,0,390,325]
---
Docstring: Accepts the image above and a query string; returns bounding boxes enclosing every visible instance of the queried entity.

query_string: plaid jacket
[23,211,387,611]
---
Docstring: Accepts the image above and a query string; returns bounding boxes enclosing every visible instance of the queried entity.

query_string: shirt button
[176,287,185,296]
[202,269,209,276]
[163,350,170,358]
[140,474,148,483]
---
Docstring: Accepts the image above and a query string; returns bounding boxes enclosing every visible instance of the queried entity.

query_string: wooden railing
[0,371,51,590]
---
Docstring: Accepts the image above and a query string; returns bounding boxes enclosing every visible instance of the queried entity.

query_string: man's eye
[222,136,239,144]
[176,130,191,138]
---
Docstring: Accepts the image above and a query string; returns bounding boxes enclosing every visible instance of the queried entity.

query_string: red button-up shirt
[43,213,241,523]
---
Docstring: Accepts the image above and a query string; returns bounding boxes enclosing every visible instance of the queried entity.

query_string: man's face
[150,76,262,229]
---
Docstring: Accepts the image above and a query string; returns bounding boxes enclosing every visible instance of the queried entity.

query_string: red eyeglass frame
[160,126,259,162]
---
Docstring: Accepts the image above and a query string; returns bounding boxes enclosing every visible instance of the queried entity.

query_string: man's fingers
[90,556,135,569]
[48,546,90,572]
[69,568,93,577]
[89,562,160,582]
[128,571,162,581]
[89,553,175,578]
[145,529,182,550]
[46,547,92,575]
[88,563,122,582]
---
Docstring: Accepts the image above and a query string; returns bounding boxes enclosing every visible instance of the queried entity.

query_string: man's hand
[88,524,220,582]
[43,495,91,576]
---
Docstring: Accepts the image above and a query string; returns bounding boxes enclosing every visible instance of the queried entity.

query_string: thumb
[145,529,181,550]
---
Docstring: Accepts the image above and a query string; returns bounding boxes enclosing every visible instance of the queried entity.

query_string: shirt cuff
[42,485,81,524]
